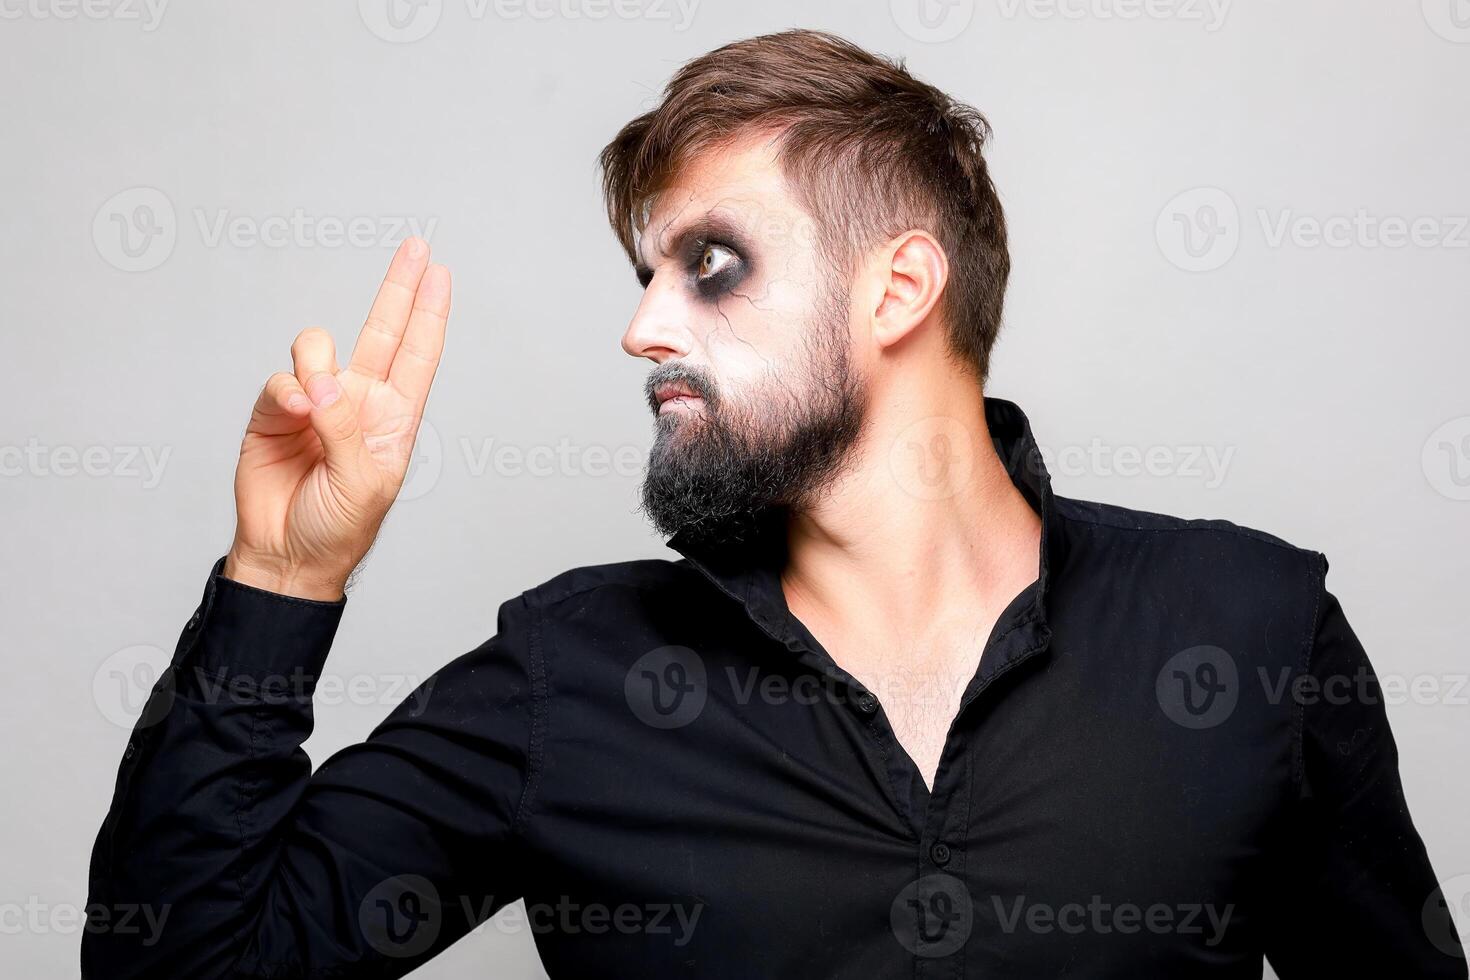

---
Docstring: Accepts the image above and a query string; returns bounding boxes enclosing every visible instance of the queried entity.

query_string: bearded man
[84,29,1464,979]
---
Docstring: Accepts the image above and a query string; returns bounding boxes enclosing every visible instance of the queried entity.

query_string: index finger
[347,237,431,382]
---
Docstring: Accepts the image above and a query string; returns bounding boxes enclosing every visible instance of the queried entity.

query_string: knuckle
[362,313,397,338]
[396,338,436,363]
[291,326,330,352]
[258,373,291,406]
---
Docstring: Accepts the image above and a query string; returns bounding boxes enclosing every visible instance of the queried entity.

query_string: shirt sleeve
[1264,574,1467,976]
[83,554,543,979]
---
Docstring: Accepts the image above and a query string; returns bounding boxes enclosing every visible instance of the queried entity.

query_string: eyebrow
[633,208,749,286]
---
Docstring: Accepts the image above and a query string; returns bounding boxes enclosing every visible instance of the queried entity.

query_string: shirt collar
[667,396,1064,681]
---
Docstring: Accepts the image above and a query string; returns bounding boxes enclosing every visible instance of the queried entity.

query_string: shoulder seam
[1056,500,1311,555]
[526,564,690,608]
[529,561,694,609]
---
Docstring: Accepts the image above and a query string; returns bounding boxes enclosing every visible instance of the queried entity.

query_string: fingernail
[307,374,340,408]
[407,237,425,258]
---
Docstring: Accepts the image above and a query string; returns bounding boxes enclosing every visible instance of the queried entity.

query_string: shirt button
[854,691,878,714]
[930,841,951,866]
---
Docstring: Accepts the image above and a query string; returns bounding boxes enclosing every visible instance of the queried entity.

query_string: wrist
[223,550,348,602]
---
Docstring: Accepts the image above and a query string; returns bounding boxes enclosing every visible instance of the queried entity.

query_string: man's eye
[697,244,735,280]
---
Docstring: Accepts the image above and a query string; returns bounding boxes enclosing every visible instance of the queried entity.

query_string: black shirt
[85,397,1466,978]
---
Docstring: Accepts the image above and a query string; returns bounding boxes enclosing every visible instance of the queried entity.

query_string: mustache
[644,362,718,415]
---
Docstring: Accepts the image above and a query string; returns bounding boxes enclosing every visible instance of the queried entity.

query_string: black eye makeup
[635,211,755,300]
[685,236,745,299]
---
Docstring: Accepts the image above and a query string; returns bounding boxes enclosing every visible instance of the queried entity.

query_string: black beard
[639,314,867,551]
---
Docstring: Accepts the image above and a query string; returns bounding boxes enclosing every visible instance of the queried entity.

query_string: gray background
[3,0,1467,975]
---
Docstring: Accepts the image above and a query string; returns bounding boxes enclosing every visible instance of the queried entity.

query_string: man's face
[623,135,869,548]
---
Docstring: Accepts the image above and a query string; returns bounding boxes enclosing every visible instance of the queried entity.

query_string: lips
[655,383,702,407]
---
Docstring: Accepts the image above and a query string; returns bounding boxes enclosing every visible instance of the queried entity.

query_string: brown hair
[598,29,1011,385]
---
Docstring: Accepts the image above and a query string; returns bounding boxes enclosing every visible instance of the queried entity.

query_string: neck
[780,374,1042,650]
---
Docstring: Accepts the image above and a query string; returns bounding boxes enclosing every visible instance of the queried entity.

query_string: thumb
[303,372,371,481]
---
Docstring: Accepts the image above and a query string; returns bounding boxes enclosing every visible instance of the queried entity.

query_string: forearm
[84,555,346,979]
[84,556,537,979]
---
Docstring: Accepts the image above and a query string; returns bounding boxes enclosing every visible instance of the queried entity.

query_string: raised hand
[223,237,450,599]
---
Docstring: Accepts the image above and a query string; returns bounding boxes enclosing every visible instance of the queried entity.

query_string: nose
[621,276,691,364]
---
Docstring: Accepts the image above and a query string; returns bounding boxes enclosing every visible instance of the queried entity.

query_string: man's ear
[870,230,949,352]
